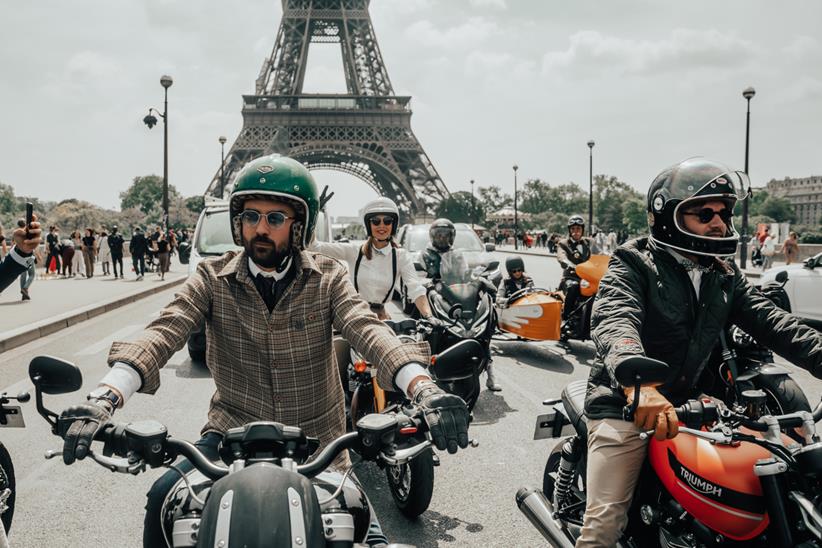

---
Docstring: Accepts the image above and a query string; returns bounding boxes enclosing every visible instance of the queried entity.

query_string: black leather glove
[412,381,469,454]
[59,400,113,465]
[424,316,445,328]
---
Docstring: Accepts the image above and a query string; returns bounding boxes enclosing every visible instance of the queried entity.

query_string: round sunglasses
[682,207,734,224]
[369,216,394,226]
[239,210,294,228]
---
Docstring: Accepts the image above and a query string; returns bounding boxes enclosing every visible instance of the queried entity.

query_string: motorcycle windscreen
[441,283,480,315]
[498,291,562,341]
[430,339,484,381]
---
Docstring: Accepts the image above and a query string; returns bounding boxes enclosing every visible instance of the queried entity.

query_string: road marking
[74,324,144,356]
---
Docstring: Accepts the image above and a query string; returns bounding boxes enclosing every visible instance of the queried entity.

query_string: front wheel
[385,447,435,518]
[0,443,16,535]
[749,374,811,415]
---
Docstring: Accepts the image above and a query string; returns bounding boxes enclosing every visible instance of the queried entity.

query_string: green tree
[621,198,647,236]
[120,175,181,217]
[593,175,644,232]
[477,185,512,212]
[185,195,205,215]
[760,196,796,223]
[747,189,769,217]
[48,199,119,232]
[518,179,587,216]
[435,191,483,223]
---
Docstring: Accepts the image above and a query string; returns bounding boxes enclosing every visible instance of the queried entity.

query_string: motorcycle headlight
[580,279,591,289]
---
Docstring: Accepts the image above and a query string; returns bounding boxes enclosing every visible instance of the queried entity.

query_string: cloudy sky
[2,1,821,218]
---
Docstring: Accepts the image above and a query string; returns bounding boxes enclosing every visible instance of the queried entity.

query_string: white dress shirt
[311,241,426,304]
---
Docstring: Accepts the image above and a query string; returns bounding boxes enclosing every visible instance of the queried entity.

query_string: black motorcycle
[346,324,483,518]
[29,355,440,548]
[0,389,29,543]
[705,270,811,418]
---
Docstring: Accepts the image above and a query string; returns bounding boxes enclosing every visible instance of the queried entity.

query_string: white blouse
[311,241,427,304]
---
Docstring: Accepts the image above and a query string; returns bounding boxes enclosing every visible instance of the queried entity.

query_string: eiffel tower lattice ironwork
[205,0,450,219]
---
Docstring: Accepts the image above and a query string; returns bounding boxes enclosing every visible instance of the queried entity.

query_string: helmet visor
[671,170,750,203]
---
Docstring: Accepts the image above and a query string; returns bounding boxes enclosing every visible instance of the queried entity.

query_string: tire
[749,374,811,415]
[385,447,435,518]
[0,443,16,535]
[187,343,206,364]
[542,447,562,499]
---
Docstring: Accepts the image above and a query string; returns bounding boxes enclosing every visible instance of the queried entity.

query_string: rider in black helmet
[498,256,534,302]
[556,215,593,324]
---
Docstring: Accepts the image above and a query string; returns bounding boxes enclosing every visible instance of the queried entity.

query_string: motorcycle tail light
[353,360,368,373]
[430,355,437,366]
[400,426,418,435]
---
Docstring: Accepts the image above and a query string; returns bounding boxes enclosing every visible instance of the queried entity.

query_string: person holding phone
[0,213,42,294]
[16,218,37,300]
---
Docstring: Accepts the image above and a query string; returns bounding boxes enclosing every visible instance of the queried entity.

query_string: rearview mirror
[29,356,83,395]
[430,339,484,381]
[414,262,425,272]
[178,242,191,265]
[485,243,496,252]
[613,356,668,387]
[775,270,788,284]
[486,261,499,272]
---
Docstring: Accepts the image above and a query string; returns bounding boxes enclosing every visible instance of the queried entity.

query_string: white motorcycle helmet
[362,197,399,241]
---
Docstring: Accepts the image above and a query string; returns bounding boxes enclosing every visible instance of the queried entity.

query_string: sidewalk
[493,244,781,280]
[0,260,188,353]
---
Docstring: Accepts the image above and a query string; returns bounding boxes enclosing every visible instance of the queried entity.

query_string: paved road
[1,252,819,547]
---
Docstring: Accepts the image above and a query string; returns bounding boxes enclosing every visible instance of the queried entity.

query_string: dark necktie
[254,274,276,312]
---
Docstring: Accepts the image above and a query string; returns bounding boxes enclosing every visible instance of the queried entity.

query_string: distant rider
[497,256,534,303]
[556,215,593,324]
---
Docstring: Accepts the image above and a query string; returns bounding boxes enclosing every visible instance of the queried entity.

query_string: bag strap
[354,245,398,304]
[354,247,364,293]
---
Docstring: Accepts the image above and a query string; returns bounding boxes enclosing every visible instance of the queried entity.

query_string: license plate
[0,407,25,428]
[533,407,572,440]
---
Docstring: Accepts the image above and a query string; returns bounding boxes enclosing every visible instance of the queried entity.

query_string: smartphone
[25,202,33,238]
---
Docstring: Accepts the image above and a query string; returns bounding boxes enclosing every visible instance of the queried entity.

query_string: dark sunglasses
[239,210,294,228]
[370,216,394,226]
[510,269,523,274]
[682,207,734,224]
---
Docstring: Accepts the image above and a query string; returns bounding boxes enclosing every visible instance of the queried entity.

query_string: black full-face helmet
[505,256,525,275]
[429,218,455,252]
[567,215,585,237]
[647,157,749,257]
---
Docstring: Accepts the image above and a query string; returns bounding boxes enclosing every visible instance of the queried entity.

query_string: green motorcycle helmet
[229,154,319,249]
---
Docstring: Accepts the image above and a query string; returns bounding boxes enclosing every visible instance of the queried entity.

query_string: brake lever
[380,441,431,466]
[638,427,733,445]
[45,448,146,475]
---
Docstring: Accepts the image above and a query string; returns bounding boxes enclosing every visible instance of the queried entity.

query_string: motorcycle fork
[372,376,387,413]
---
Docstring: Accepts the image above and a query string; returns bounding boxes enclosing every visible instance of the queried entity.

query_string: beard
[244,234,291,270]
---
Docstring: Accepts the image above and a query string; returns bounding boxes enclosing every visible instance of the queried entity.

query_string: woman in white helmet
[311,197,433,321]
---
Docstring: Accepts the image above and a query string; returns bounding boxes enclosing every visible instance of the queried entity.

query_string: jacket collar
[218,249,322,283]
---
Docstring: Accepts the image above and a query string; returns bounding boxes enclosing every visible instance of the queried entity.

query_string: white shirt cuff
[99,362,143,404]
[395,362,430,398]
[9,246,34,267]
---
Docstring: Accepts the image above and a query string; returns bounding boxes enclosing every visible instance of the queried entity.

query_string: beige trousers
[575,418,648,548]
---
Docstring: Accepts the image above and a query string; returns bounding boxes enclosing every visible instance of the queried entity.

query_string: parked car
[759,251,822,329]
[395,222,500,314]
[179,196,332,363]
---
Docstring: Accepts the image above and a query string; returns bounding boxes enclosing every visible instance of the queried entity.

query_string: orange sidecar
[497,289,564,341]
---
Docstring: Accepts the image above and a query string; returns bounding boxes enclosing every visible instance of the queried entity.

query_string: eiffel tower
[205,0,450,219]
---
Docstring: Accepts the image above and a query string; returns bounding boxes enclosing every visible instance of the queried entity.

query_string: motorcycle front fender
[736,362,792,381]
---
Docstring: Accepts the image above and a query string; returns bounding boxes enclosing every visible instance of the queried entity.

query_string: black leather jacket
[556,236,592,280]
[585,238,822,419]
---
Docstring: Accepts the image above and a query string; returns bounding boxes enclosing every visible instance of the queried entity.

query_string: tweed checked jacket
[108,249,430,456]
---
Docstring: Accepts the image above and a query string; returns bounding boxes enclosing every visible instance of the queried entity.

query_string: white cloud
[405,17,499,49]
[783,36,820,58]
[469,0,507,9]
[378,0,433,15]
[465,51,535,80]
[542,29,758,77]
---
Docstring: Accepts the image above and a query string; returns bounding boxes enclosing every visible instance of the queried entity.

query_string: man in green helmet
[56,154,470,546]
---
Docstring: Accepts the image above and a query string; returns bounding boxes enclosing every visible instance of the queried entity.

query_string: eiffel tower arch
[205,0,450,219]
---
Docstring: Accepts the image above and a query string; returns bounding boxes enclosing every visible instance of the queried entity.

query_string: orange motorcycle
[496,254,609,342]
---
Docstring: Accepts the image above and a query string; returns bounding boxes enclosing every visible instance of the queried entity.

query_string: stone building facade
[766,176,822,226]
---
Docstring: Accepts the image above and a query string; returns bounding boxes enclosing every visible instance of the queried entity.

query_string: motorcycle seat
[561,380,588,439]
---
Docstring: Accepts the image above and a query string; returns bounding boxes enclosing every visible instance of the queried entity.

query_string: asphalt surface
[1,251,819,547]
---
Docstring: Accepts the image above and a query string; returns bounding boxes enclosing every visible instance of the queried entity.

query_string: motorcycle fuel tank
[497,291,562,341]
[575,254,609,297]
[648,428,790,541]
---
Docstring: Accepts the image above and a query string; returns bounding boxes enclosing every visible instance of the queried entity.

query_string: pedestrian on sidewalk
[0,224,7,259]
[761,227,777,271]
[98,229,111,275]
[16,219,36,300]
[131,226,148,280]
[82,228,96,278]
[60,233,75,277]
[156,231,170,280]
[783,231,800,265]
[108,225,124,278]
[71,230,85,277]
[45,226,62,276]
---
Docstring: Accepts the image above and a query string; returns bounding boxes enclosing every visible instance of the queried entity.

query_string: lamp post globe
[512,164,519,250]
[740,86,756,269]
[587,140,595,230]
[160,75,173,89]
[470,179,476,231]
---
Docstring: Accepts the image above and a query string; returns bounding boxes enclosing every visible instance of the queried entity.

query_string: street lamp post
[470,179,475,231]
[513,165,519,250]
[143,75,173,230]
[587,140,595,230]
[219,136,227,199]
[740,86,756,269]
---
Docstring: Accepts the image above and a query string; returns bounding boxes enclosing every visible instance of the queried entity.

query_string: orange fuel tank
[648,428,792,541]
[575,254,609,297]
[497,290,563,341]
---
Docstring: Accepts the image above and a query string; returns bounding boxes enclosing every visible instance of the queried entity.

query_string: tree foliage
[120,175,181,217]
[760,196,796,223]
[435,191,484,224]
[478,185,512,212]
